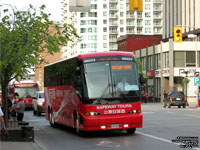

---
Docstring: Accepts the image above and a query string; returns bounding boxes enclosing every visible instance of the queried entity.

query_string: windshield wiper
[94,83,111,104]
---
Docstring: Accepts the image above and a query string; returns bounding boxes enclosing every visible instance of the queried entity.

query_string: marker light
[124,124,129,128]
[101,126,106,129]
[85,112,100,116]
[128,109,141,113]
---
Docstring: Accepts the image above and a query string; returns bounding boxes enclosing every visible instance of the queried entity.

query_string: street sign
[194,77,200,86]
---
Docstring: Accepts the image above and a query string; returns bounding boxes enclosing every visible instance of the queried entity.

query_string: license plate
[176,98,181,100]
[111,124,119,128]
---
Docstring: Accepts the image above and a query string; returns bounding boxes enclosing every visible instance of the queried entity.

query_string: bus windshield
[15,87,38,98]
[84,61,139,104]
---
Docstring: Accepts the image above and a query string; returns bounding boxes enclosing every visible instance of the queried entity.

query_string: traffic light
[129,0,143,12]
[174,27,182,43]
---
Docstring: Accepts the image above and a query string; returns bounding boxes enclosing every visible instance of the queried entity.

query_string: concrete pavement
[0,140,46,150]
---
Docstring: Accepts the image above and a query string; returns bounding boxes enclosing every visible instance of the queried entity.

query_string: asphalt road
[24,103,200,150]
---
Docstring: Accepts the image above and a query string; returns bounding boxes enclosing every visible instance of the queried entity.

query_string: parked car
[164,91,187,108]
[33,91,45,116]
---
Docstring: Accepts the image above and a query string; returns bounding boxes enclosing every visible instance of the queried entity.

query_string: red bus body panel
[45,85,143,131]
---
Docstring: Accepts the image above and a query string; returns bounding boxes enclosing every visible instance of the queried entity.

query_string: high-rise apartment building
[61,0,78,58]
[163,0,200,40]
[61,0,162,56]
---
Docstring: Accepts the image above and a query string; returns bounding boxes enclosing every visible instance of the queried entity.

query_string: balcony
[109,30,118,34]
[109,15,118,18]
[109,38,117,42]
[154,0,162,3]
[109,0,118,3]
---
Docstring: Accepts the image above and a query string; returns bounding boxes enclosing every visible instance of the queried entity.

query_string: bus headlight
[85,112,100,116]
[128,109,141,113]
[37,102,43,106]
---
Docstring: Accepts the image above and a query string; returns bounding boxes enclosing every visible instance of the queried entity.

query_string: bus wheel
[49,110,56,128]
[75,115,83,136]
[126,128,136,134]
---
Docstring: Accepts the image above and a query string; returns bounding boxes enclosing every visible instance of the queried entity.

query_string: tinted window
[169,92,184,97]
[39,93,44,98]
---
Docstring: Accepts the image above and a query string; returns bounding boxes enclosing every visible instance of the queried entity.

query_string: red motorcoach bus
[44,52,143,135]
[10,80,39,108]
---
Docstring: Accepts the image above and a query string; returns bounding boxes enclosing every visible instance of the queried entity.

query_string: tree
[0,4,79,126]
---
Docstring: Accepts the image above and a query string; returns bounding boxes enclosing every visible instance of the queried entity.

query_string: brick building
[117,35,162,52]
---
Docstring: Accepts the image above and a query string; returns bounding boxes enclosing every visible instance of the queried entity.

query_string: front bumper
[79,113,143,131]
[37,106,45,113]
[170,100,187,106]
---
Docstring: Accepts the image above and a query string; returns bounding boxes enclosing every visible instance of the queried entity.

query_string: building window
[103,12,107,17]
[120,28,124,32]
[80,20,86,25]
[80,28,86,33]
[186,51,196,66]
[145,4,151,10]
[80,13,86,17]
[120,4,124,9]
[103,20,107,24]
[81,44,87,49]
[174,51,185,67]
[120,12,124,17]
[120,20,124,25]
[89,12,97,17]
[88,20,97,25]
[103,43,107,48]
[163,52,169,68]
[91,4,97,9]
[103,4,107,9]
[145,12,151,18]
[145,28,151,33]
[103,35,107,40]
[145,20,151,25]
[103,27,107,32]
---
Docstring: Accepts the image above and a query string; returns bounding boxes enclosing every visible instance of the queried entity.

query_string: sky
[0,0,62,22]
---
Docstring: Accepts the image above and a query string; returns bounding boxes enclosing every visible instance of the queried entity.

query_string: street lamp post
[183,71,189,102]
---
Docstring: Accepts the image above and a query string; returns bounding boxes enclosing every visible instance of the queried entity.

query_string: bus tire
[75,113,84,136]
[126,128,136,134]
[49,109,57,128]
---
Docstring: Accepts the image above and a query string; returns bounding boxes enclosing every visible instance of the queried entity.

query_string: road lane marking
[143,124,200,128]
[142,112,155,114]
[25,119,46,122]
[136,131,200,150]
[185,114,200,118]
[166,111,175,114]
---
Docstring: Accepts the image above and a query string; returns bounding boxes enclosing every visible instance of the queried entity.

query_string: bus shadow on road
[56,124,138,138]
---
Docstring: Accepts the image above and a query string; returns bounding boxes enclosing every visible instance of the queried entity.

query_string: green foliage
[183,77,190,84]
[136,58,142,75]
[136,58,147,79]
[0,4,79,82]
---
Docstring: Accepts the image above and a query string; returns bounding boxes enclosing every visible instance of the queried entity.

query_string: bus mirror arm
[76,77,82,87]
[139,74,146,85]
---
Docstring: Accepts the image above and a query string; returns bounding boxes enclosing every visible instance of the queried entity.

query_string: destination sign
[15,83,37,88]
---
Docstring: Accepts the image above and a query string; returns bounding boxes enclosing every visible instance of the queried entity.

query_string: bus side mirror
[139,74,146,85]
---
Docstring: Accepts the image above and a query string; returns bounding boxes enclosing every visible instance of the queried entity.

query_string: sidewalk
[0,141,45,150]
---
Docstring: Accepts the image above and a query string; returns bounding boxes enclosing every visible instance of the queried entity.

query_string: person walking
[144,92,148,103]
[0,107,6,130]
[16,98,25,122]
